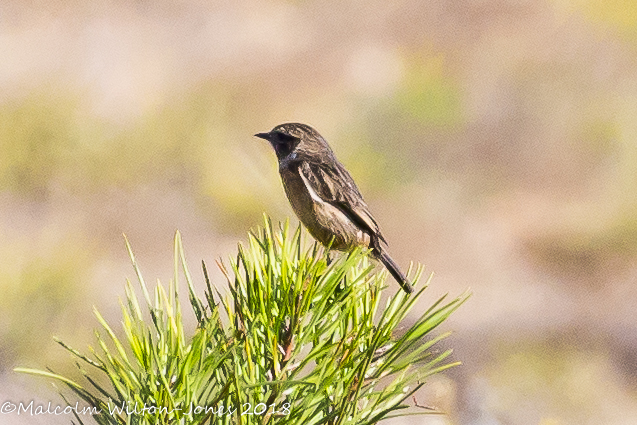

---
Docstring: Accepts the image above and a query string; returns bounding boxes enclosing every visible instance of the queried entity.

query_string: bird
[255,123,413,294]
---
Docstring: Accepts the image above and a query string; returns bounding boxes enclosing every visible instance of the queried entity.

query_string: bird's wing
[299,160,387,244]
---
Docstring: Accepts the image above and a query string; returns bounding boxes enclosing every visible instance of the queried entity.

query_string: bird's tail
[375,248,414,294]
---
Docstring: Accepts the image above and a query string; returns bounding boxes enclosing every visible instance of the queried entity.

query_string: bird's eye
[276,132,298,143]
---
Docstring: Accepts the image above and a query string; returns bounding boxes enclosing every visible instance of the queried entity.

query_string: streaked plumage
[256,123,413,294]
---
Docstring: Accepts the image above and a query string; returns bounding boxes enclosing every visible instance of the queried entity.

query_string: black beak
[254,132,271,141]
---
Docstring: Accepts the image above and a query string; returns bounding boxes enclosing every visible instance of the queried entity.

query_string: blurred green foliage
[483,338,632,424]
[394,54,463,129]
[0,234,94,367]
[0,90,81,197]
[562,0,637,42]
[0,85,272,229]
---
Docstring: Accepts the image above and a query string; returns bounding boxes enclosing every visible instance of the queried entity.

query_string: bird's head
[255,123,332,160]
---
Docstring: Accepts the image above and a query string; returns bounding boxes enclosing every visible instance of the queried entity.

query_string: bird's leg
[326,251,333,265]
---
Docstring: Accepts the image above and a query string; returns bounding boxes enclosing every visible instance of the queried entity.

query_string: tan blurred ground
[1,1,637,424]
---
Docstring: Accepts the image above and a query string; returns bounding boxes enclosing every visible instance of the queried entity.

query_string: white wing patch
[299,167,324,204]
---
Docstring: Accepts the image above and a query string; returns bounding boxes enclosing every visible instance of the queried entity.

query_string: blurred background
[1,0,637,424]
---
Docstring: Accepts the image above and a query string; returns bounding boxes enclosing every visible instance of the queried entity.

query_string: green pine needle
[16,215,469,424]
